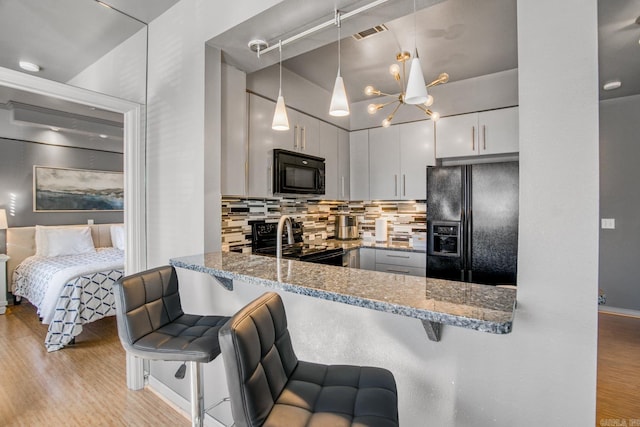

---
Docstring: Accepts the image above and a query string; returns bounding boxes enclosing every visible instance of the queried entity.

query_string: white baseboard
[598,305,640,318]
[147,376,231,427]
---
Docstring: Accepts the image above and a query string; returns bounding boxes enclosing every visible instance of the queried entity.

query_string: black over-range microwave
[273,149,325,195]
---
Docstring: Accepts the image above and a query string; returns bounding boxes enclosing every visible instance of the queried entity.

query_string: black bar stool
[113,265,230,427]
[219,292,399,427]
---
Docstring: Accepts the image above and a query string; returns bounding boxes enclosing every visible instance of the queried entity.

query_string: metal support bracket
[421,320,442,342]
[212,275,234,291]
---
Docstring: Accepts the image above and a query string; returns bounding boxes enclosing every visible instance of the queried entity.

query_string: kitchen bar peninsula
[170,251,516,341]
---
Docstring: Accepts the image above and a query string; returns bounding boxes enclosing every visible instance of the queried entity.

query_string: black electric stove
[251,221,344,266]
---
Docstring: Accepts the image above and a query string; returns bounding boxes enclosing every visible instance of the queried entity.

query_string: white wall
[599,94,640,311]
[144,0,283,268]
[67,28,147,104]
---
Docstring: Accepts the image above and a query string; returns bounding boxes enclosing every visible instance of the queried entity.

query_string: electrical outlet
[601,218,615,229]
[87,219,94,225]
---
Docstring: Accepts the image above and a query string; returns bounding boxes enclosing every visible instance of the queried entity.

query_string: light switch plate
[87,219,94,225]
[601,218,615,229]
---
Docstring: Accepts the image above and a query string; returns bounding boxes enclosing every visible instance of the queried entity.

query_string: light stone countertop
[170,251,516,336]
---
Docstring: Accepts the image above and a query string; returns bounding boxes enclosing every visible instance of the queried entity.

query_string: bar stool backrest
[219,292,299,427]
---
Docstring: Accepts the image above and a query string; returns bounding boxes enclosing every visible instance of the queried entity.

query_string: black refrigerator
[426,162,519,285]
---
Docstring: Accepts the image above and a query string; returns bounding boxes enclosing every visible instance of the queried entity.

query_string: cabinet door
[338,128,350,200]
[359,248,376,271]
[349,130,370,200]
[478,107,519,155]
[319,122,338,200]
[248,94,274,198]
[369,126,401,200]
[296,111,320,156]
[435,113,479,158]
[270,106,297,151]
[399,121,435,200]
[221,64,248,196]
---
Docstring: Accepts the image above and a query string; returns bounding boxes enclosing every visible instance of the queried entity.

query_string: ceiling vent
[352,24,388,41]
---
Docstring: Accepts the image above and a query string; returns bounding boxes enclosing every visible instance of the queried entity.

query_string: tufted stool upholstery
[113,265,230,427]
[218,292,399,427]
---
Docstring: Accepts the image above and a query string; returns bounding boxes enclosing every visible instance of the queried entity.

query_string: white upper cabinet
[369,126,401,200]
[319,121,338,200]
[368,121,435,200]
[435,107,519,158]
[247,94,274,198]
[338,128,350,201]
[477,107,519,155]
[221,64,248,196]
[349,129,370,200]
[399,121,435,200]
[271,107,319,156]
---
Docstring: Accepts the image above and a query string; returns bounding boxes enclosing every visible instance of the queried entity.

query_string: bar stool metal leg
[189,361,204,427]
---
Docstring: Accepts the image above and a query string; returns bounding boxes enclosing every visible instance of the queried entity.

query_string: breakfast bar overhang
[170,251,517,342]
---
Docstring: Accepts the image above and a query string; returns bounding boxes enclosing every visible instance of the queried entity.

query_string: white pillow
[35,226,96,257]
[110,225,125,250]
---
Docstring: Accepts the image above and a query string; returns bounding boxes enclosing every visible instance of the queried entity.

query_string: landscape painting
[34,166,124,211]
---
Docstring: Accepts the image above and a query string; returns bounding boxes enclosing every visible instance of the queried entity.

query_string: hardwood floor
[2,303,637,426]
[0,303,189,427]
[596,312,640,426]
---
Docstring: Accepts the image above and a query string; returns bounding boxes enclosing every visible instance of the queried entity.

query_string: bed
[7,224,125,352]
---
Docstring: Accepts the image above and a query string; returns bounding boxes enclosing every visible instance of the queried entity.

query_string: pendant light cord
[413,0,417,54]
[278,40,283,94]
[337,10,341,74]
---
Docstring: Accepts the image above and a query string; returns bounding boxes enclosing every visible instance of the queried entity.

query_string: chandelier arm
[388,101,402,118]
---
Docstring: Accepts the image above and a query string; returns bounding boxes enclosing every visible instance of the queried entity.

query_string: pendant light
[272,40,290,131]
[329,10,350,117]
[404,0,429,105]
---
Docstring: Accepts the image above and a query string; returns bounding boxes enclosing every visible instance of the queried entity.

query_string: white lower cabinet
[374,249,426,277]
[358,248,426,277]
[359,248,376,271]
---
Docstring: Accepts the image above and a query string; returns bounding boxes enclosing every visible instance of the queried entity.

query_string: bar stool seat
[113,265,230,427]
[219,292,399,427]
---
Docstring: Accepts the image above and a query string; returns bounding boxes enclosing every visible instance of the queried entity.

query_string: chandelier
[364,51,449,127]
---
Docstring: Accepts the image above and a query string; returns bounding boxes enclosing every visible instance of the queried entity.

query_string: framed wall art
[33,166,124,212]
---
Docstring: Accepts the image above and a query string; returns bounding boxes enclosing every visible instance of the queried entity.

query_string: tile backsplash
[221,197,426,253]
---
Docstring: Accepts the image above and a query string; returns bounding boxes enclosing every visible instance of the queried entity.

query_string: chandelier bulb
[424,95,434,107]
[382,117,392,128]
[367,103,379,115]
[364,85,376,96]
[431,111,440,122]
[389,64,400,78]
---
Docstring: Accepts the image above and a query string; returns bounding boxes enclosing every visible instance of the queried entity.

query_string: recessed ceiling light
[50,127,60,132]
[603,80,622,91]
[99,134,108,139]
[19,61,40,72]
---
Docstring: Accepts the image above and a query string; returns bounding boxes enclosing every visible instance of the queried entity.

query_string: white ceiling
[0,0,638,130]
[0,0,179,124]
[211,0,640,103]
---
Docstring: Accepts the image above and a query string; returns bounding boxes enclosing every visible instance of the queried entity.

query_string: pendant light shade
[404,55,429,105]
[272,40,290,131]
[272,90,290,131]
[329,73,350,117]
[329,10,350,117]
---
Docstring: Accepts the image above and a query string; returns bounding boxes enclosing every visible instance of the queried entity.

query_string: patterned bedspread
[12,248,124,352]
